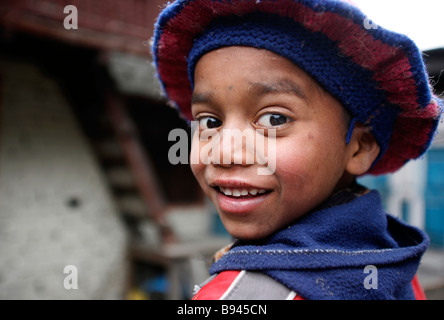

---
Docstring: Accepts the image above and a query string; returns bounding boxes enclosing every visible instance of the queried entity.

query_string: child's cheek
[190,162,203,186]
[274,138,315,175]
[190,135,208,189]
[190,133,200,169]
[273,137,324,195]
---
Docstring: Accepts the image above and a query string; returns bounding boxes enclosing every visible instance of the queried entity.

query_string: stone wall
[0,57,128,299]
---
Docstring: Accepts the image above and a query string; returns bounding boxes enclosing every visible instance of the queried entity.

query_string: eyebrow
[191,92,212,105]
[190,78,309,106]
[248,79,308,102]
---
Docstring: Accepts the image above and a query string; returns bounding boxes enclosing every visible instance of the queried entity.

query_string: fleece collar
[210,190,429,299]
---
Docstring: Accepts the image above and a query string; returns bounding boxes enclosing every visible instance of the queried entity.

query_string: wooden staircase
[92,91,230,299]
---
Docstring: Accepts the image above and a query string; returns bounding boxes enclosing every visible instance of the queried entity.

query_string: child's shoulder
[193,270,303,300]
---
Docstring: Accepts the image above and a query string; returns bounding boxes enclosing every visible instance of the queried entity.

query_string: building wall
[425,148,444,246]
[0,56,128,299]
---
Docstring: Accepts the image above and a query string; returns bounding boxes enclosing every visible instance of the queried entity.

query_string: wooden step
[115,194,150,219]
[94,139,124,161]
[105,166,136,189]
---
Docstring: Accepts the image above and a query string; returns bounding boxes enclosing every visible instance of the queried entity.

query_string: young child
[152,0,442,299]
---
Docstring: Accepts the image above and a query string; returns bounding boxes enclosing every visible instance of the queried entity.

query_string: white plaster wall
[0,57,128,299]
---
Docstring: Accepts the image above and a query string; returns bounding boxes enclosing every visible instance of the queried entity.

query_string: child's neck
[315,180,368,212]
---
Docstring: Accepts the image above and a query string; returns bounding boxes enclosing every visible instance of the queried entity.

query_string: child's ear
[345,123,380,176]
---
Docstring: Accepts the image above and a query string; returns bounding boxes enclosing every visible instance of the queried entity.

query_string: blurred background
[0,0,443,300]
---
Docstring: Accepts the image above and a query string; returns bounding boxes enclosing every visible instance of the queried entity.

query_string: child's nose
[213,126,256,167]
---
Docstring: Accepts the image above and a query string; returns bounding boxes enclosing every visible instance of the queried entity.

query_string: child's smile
[190,46,363,240]
[210,177,273,216]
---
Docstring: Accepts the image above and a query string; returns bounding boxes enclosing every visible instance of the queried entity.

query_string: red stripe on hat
[157,0,421,115]
[155,0,439,173]
[370,100,441,174]
[256,1,420,112]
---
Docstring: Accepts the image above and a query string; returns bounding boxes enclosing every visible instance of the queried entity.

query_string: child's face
[190,46,355,240]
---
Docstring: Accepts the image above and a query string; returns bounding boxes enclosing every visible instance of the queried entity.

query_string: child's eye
[256,113,289,127]
[198,116,222,130]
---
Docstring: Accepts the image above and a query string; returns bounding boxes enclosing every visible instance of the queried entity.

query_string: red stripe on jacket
[193,271,427,300]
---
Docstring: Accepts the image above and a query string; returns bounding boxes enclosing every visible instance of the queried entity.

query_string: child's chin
[225,224,275,241]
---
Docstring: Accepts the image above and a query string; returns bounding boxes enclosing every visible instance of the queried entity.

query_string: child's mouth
[214,186,271,199]
[212,185,272,215]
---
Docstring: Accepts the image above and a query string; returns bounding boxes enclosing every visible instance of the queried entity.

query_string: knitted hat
[151,0,442,175]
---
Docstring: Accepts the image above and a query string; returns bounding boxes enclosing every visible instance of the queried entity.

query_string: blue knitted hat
[152,0,442,175]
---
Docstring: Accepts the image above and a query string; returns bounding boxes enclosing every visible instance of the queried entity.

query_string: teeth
[218,187,267,197]
[220,187,232,196]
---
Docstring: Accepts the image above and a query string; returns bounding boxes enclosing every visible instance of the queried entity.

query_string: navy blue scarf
[210,189,429,299]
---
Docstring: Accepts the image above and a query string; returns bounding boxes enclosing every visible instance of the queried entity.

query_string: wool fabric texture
[152,0,443,175]
[209,189,429,299]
